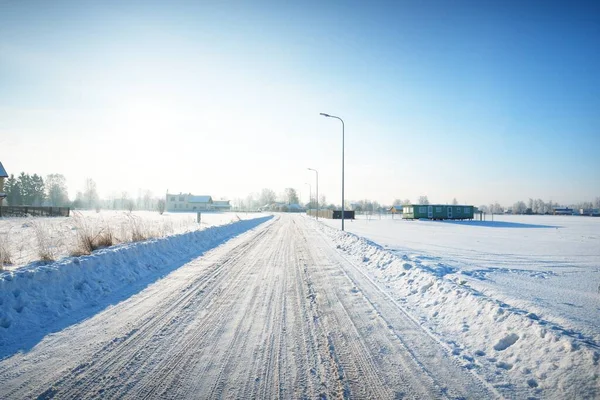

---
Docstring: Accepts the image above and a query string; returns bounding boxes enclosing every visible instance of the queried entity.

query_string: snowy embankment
[313,219,599,399]
[0,215,272,358]
[0,210,260,269]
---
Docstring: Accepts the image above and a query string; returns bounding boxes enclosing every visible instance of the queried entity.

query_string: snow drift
[0,215,272,358]
[313,219,599,399]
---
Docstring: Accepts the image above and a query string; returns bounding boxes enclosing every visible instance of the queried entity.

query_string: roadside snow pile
[315,221,599,399]
[0,215,272,358]
[0,210,260,270]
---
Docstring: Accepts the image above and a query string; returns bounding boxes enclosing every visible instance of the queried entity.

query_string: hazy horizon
[2,1,599,207]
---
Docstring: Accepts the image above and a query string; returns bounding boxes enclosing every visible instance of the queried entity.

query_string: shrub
[157,199,166,215]
[33,220,57,262]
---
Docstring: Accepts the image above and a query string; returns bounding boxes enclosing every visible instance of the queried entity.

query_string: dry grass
[125,213,155,242]
[0,233,12,269]
[70,212,101,256]
[33,221,57,263]
[96,226,115,248]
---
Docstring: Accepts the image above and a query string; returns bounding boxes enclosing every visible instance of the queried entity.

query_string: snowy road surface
[0,215,496,399]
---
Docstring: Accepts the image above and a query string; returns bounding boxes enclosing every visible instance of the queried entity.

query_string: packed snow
[317,214,600,397]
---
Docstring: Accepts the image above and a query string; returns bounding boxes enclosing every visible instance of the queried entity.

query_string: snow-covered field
[320,214,600,343]
[0,210,262,270]
[318,214,600,397]
[0,212,597,398]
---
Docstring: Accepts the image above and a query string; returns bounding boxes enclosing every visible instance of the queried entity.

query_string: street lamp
[307,168,318,220]
[320,113,345,231]
[304,182,311,209]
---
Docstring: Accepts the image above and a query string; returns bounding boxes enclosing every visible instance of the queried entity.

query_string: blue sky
[1,0,598,206]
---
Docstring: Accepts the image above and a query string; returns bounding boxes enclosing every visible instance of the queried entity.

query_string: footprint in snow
[494,333,520,351]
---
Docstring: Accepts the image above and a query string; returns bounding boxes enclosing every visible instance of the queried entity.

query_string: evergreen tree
[18,172,33,205]
[30,174,45,205]
[4,174,20,206]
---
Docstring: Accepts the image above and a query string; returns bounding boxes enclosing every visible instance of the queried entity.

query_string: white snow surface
[0,214,272,358]
[0,212,597,398]
[0,210,261,269]
[317,214,600,398]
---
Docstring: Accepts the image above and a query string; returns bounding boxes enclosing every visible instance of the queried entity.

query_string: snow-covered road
[0,214,496,399]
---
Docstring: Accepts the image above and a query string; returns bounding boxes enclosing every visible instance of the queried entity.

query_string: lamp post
[320,113,345,231]
[305,182,311,210]
[307,168,318,220]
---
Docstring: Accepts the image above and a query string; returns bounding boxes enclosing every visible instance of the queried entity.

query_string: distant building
[166,194,214,212]
[213,200,231,211]
[0,161,8,207]
[402,204,474,220]
[553,207,574,215]
[388,205,403,214]
[579,208,600,217]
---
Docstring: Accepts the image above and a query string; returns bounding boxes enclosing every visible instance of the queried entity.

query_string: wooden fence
[0,206,70,218]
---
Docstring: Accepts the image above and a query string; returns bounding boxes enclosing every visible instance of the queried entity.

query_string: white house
[166,194,213,212]
[0,161,8,205]
[213,200,231,211]
[166,194,232,212]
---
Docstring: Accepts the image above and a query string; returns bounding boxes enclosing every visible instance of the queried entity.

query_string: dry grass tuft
[0,233,13,269]
[33,221,57,263]
[70,212,100,256]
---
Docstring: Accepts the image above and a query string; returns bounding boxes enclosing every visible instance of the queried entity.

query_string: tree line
[3,173,69,207]
[2,173,166,212]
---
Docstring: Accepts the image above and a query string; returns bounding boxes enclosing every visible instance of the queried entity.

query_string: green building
[402,204,474,220]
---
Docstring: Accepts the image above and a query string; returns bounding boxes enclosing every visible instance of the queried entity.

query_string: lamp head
[320,113,331,117]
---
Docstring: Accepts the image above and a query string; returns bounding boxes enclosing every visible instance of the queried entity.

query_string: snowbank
[0,215,272,358]
[0,210,263,269]
[314,219,599,399]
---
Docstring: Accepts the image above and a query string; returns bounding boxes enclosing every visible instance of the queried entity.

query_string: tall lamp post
[304,182,311,210]
[320,113,345,231]
[307,168,318,220]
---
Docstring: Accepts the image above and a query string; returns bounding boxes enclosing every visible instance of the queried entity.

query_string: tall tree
[418,196,429,205]
[46,174,69,206]
[513,201,527,214]
[143,190,153,210]
[83,178,99,209]
[259,188,276,207]
[4,174,20,206]
[30,174,45,206]
[18,173,33,205]
[285,188,299,205]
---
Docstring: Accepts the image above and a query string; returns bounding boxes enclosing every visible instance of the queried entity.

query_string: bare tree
[513,201,527,214]
[418,196,429,205]
[285,188,299,205]
[83,178,99,209]
[320,194,327,206]
[259,188,276,207]
[46,174,69,206]
[143,190,152,210]
[452,198,458,205]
